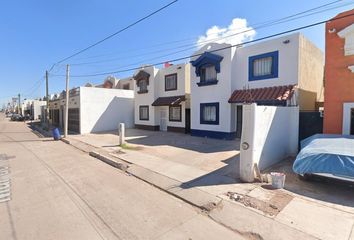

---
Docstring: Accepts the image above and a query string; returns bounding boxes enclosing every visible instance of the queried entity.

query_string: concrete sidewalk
[62,130,354,240]
[1,116,247,240]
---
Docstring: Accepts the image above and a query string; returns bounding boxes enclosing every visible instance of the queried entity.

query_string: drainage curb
[89,151,129,171]
[30,124,52,138]
[61,138,71,145]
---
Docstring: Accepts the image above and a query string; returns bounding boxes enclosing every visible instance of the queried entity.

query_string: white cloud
[197,18,256,47]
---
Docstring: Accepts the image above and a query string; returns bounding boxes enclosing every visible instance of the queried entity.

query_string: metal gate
[68,108,80,133]
[299,111,323,141]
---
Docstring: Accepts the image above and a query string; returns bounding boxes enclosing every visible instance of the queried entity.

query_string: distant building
[22,99,46,120]
[324,9,354,135]
[48,77,134,134]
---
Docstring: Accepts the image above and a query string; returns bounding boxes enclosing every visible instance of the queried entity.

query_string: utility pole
[45,71,49,127]
[64,64,70,138]
[18,93,21,114]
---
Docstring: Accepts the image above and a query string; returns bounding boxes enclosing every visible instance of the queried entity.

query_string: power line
[22,77,45,96]
[52,0,179,67]
[50,11,354,78]
[63,0,353,69]
[62,0,349,66]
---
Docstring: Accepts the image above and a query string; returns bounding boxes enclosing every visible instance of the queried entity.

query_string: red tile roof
[228,85,296,104]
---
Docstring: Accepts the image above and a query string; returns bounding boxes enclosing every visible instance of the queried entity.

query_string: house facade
[190,33,324,140]
[22,99,46,120]
[133,63,191,133]
[48,77,134,134]
[324,9,354,135]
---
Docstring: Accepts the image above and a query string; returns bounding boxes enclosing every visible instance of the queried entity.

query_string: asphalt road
[0,114,243,240]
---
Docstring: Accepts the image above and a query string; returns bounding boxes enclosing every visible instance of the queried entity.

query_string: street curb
[89,151,129,172]
[30,124,52,138]
[67,140,223,212]
[61,138,71,145]
[51,135,319,240]
[126,164,222,212]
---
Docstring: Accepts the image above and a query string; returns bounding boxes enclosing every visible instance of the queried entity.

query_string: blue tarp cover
[293,134,354,178]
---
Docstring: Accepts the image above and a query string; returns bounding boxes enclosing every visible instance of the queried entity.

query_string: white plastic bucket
[271,172,286,189]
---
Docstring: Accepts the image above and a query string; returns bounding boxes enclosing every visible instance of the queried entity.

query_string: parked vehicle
[293,134,354,184]
[24,114,31,121]
[11,114,24,121]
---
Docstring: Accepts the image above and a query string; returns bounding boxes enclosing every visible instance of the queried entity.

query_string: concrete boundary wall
[80,87,134,134]
[240,104,299,182]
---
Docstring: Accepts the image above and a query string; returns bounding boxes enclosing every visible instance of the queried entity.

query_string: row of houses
[47,76,134,134]
[44,9,354,140]
[133,32,323,140]
[22,99,46,120]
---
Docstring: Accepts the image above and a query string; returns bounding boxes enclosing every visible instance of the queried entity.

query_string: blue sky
[1,0,353,106]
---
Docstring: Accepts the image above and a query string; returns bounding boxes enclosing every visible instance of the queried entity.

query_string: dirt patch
[226,190,293,216]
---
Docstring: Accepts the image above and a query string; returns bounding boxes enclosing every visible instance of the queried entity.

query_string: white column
[119,123,125,145]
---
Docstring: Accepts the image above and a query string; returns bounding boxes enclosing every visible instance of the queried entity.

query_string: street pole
[45,70,49,127]
[64,64,70,138]
[18,93,21,114]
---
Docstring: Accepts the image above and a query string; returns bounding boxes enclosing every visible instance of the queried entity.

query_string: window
[169,106,181,122]
[253,57,272,76]
[191,52,223,87]
[139,106,149,120]
[200,103,219,125]
[123,83,130,90]
[165,74,177,91]
[200,65,217,83]
[138,80,148,93]
[249,51,278,81]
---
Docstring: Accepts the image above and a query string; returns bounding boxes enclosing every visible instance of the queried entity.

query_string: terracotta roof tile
[228,85,296,104]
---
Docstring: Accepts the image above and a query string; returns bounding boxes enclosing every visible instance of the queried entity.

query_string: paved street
[0,114,244,240]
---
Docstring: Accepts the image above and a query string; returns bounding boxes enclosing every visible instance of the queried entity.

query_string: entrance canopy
[152,95,186,106]
[228,85,296,105]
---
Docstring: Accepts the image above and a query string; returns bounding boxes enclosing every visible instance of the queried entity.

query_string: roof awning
[228,85,296,105]
[190,52,223,77]
[152,95,186,106]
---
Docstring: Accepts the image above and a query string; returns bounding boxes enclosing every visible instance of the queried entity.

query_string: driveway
[70,129,240,181]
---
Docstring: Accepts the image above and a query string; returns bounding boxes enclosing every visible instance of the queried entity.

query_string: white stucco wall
[32,100,46,120]
[134,66,159,126]
[155,63,190,97]
[190,43,235,133]
[232,33,300,90]
[134,64,190,129]
[153,64,189,129]
[80,87,134,134]
[240,104,299,182]
[154,102,186,130]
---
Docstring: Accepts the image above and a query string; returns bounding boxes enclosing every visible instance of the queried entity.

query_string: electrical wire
[49,11,354,78]
[61,0,349,66]
[60,0,354,70]
[51,0,179,68]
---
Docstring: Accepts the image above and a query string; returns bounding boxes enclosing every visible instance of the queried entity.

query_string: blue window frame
[191,52,223,87]
[200,102,219,125]
[249,51,279,81]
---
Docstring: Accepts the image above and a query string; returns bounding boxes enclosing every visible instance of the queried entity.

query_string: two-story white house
[190,33,324,140]
[133,63,191,133]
